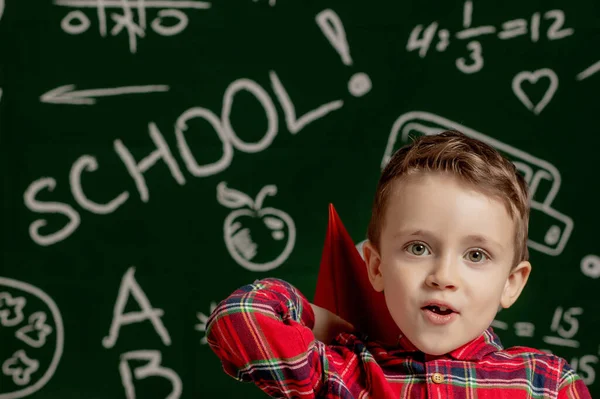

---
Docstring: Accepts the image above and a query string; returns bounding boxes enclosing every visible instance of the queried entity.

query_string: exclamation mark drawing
[316,9,372,97]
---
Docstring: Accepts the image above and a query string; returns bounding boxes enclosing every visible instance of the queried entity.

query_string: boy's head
[362,130,532,355]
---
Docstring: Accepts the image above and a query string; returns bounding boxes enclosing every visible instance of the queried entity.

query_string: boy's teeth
[439,306,448,311]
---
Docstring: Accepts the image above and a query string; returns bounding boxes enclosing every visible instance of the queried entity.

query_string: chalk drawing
[2,351,39,386]
[269,71,343,134]
[24,178,82,247]
[514,322,535,338]
[218,182,296,272]
[542,306,583,348]
[0,278,64,399]
[383,111,573,256]
[577,60,600,81]
[119,350,182,399]
[70,155,130,214]
[455,41,484,74]
[581,254,600,279]
[195,301,217,345]
[54,0,211,53]
[25,70,349,246]
[406,3,575,74]
[544,10,574,40]
[40,84,169,105]
[15,312,53,349]
[0,293,26,327]
[316,9,372,97]
[512,68,558,115]
[103,267,171,348]
[407,22,440,58]
[570,355,598,385]
[490,320,509,330]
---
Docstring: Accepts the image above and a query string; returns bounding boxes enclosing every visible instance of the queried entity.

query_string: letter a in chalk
[103,267,171,348]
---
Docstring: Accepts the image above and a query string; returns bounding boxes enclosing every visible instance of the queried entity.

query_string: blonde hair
[367,130,530,266]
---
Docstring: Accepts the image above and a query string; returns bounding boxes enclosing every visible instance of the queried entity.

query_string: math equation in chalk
[405,1,574,75]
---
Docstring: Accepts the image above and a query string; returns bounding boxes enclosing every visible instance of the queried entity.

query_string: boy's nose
[425,257,459,290]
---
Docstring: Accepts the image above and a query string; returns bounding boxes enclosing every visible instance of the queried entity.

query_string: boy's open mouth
[421,305,455,316]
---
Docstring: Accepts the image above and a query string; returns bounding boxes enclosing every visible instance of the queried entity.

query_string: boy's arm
[557,361,592,399]
[205,278,326,398]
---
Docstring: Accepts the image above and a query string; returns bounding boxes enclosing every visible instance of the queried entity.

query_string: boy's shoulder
[488,345,578,382]
[494,344,566,363]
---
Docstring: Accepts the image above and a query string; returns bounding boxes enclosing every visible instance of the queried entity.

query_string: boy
[206,131,591,398]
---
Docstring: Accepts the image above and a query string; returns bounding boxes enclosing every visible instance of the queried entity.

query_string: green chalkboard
[1,0,599,398]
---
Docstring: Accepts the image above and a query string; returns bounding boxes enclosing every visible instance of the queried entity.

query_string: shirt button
[431,373,445,384]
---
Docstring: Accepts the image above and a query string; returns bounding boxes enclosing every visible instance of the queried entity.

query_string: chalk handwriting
[116,122,187,203]
[542,306,583,348]
[581,255,600,279]
[514,322,535,338]
[383,111,573,256]
[512,68,559,115]
[119,350,182,399]
[316,9,372,97]
[577,60,600,81]
[53,0,212,53]
[15,312,53,349]
[490,320,509,330]
[24,69,345,247]
[406,1,574,74]
[218,182,296,272]
[0,278,64,399]
[40,84,169,105]
[195,301,217,345]
[570,356,598,385]
[270,71,343,134]
[24,178,82,247]
[103,267,171,348]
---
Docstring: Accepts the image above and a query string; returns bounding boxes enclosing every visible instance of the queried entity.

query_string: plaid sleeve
[206,278,325,398]
[557,361,592,399]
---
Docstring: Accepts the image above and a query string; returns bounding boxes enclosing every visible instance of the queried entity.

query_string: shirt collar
[392,327,504,362]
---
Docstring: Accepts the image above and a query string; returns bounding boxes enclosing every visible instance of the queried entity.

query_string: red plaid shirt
[206,278,591,398]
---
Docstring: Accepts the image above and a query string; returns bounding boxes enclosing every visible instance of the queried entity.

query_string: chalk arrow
[40,84,170,105]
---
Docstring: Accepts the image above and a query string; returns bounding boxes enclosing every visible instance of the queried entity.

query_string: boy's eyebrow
[393,230,505,250]
[462,234,505,251]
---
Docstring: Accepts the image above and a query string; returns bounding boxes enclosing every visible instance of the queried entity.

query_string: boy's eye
[466,250,488,263]
[407,243,430,256]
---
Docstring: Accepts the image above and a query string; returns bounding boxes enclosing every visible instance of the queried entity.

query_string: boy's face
[364,171,531,355]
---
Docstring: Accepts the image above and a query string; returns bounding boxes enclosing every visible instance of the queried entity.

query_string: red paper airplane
[314,204,401,344]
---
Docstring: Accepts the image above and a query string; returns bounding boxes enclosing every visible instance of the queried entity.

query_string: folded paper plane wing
[313,204,400,344]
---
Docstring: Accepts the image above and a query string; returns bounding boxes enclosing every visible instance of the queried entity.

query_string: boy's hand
[310,303,355,344]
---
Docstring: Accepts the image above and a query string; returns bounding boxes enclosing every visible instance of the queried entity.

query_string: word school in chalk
[23,70,347,247]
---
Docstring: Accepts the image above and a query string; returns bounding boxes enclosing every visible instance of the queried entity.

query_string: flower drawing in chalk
[217,182,296,272]
[15,311,53,348]
[2,350,39,386]
[195,301,217,345]
[0,292,26,327]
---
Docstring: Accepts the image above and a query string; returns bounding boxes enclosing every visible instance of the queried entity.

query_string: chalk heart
[512,68,559,115]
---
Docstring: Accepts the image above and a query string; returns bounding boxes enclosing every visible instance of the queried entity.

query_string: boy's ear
[363,241,384,292]
[500,260,532,309]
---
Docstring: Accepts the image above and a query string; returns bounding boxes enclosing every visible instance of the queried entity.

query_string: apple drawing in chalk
[217,182,296,272]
